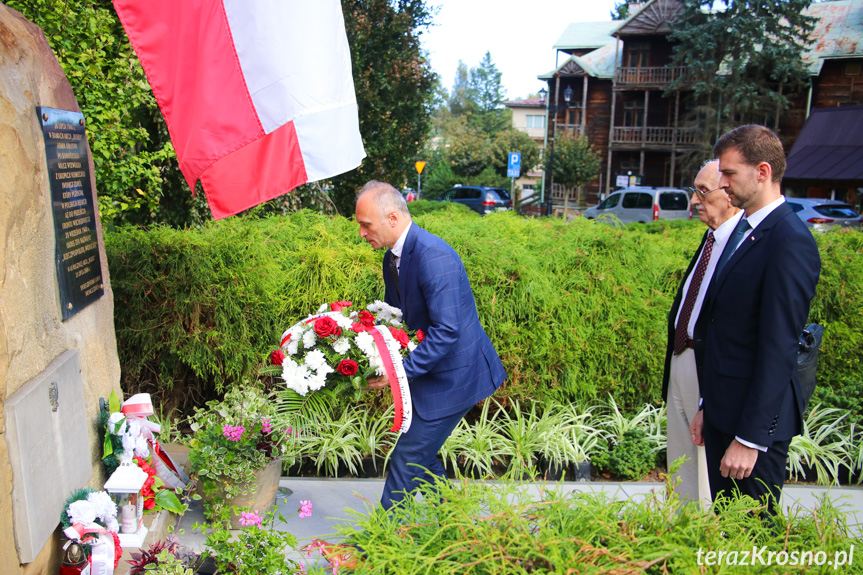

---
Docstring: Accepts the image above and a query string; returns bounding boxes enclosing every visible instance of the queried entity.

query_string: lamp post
[539,83,573,217]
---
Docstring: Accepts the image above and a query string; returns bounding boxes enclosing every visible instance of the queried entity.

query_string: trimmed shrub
[105,210,863,415]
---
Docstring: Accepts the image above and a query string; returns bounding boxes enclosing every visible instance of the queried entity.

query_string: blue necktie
[715,217,751,277]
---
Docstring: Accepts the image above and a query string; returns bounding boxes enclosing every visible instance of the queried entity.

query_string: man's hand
[720,440,759,480]
[689,411,705,446]
[366,375,389,390]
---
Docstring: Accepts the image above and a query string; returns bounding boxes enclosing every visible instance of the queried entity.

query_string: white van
[583,186,691,224]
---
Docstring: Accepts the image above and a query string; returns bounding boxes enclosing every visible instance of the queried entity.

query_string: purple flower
[238,510,262,527]
[261,418,273,434]
[299,500,313,519]
[222,424,245,442]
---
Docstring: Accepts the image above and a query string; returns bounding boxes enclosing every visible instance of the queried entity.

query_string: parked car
[434,186,512,215]
[786,197,862,231]
[583,186,691,224]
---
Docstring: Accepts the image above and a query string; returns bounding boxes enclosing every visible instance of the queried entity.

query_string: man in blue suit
[690,125,820,514]
[355,181,507,510]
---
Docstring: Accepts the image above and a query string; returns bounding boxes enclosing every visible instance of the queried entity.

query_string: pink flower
[223,424,245,442]
[261,418,273,434]
[295,564,307,574]
[239,510,262,527]
[299,500,313,519]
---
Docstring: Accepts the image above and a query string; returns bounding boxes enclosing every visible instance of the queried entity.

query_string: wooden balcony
[610,126,700,149]
[614,66,687,88]
[555,124,584,139]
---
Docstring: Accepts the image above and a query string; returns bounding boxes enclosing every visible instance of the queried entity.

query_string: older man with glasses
[661,159,742,508]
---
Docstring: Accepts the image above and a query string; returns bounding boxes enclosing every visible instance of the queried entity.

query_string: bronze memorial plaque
[38,106,104,320]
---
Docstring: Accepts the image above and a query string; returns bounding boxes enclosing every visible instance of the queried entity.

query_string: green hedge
[105,209,863,414]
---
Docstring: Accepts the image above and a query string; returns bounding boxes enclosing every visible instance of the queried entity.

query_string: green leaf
[154,489,186,514]
[102,432,113,458]
[108,389,121,413]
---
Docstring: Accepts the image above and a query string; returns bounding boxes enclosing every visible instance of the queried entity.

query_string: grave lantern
[103,460,149,548]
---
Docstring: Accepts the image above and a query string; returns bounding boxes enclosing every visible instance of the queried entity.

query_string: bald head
[355,180,412,250]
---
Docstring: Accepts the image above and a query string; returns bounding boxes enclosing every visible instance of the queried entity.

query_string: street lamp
[541,83,573,217]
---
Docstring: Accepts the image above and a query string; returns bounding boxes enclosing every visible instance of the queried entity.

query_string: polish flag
[113,0,365,219]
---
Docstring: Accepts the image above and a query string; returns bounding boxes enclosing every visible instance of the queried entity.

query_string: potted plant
[496,400,542,480]
[186,384,288,526]
[352,404,395,477]
[193,509,304,574]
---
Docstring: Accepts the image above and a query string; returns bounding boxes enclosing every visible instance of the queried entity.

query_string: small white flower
[304,349,327,370]
[287,338,299,356]
[282,359,311,396]
[87,491,117,521]
[302,330,317,349]
[408,341,417,352]
[105,517,119,533]
[333,338,350,355]
[108,412,127,436]
[67,500,97,526]
[317,303,329,314]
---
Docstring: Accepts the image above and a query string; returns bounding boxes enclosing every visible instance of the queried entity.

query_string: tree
[7,0,189,227]
[468,52,509,134]
[442,117,494,181]
[328,0,438,214]
[491,129,540,179]
[545,135,601,204]
[610,0,632,20]
[667,0,816,159]
[448,61,477,117]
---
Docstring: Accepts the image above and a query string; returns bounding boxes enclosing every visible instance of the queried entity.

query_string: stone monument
[0,5,123,574]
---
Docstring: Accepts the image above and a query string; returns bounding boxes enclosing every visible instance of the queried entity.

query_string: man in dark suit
[690,125,820,514]
[355,180,507,510]
[662,160,740,507]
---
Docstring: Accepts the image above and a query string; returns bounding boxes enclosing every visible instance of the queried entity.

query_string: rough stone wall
[0,5,122,573]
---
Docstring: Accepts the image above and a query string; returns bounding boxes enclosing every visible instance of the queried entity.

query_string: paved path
[163,478,863,571]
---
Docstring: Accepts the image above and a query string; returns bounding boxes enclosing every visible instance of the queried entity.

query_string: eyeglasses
[686,186,725,199]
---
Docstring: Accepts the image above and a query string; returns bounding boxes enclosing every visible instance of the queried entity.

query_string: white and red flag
[113,0,365,219]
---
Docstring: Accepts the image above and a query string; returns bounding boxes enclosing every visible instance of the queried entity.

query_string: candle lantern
[104,460,149,548]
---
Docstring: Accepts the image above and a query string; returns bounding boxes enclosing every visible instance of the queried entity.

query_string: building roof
[538,41,621,81]
[802,0,863,75]
[612,0,684,37]
[502,98,545,108]
[785,105,863,181]
[553,21,621,51]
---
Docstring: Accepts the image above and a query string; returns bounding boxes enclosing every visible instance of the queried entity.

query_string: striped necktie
[673,232,715,355]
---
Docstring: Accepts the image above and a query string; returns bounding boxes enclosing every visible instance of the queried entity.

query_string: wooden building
[539,0,863,206]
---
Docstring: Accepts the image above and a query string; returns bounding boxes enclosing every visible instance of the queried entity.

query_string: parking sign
[507,152,521,178]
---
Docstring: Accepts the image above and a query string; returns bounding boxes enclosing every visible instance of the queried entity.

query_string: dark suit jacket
[661,230,709,400]
[693,202,820,448]
[384,224,506,420]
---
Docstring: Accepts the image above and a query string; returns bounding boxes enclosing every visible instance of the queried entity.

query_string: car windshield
[490,188,510,200]
[814,204,858,218]
[659,192,688,211]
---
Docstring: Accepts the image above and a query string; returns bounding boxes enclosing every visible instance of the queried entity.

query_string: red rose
[330,300,353,312]
[143,497,155,510]
[270,349,285,366]
[417,330,425,343]
[314,316,342,338]
[389,326,410,348]
[358,310,375,328]
[350,323,366,333]
[337,359,359,376]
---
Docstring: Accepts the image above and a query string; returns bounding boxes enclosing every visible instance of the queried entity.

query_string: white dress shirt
[390,221,412,272]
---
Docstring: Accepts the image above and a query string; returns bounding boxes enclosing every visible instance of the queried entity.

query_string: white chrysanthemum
[105,516,119,533]
[307,372,328,392]
[282,359,311,395]
[287,337,299,356]
[318,303,329,313]
[87,491,117,520]
[389,318,403,327]
[355,331,375,356]
[134,435,149,459]
[302,330,317,349]
[107,412,127,436]
[67,500,97,526]
[366,301,381,312]
[304,349,327,371]
[408,341,417,352]
[333,314,353,329]
[333,337,350,355]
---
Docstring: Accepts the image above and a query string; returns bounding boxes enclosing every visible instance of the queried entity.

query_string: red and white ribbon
[121,394,188,488]
[367,326,412,434]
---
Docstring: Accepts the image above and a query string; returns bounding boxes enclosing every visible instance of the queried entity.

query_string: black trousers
[703,416,790,516]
